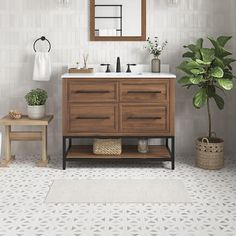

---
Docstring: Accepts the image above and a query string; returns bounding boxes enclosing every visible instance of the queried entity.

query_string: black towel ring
[33,36,51,52]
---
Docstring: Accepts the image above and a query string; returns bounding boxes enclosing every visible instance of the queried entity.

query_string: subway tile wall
[0,0,234,157]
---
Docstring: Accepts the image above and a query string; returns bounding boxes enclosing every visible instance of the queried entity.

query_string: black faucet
[126,64,136,73]
[100,64,111,73]
[116,57,121,73]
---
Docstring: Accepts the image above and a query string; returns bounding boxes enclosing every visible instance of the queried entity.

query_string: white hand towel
[33,52,51,81]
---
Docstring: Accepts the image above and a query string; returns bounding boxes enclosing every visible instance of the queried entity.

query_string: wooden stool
[0,115,53,167]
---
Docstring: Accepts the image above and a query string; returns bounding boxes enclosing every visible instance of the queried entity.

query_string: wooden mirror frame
[90,0,146,41]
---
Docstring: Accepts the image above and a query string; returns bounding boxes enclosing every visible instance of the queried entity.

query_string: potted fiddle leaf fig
[25,88,48,119]
[177,36,236,170]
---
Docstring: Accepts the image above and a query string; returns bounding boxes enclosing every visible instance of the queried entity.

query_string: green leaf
[178,76,191,85]
[200,48,215,62]
[217,36,232,47]
[196,59,211,65]
[219,48,232,58]
[177,61,192,74]
[213,93,224,110]
[191,68,205,75]
[208,37,219,49]
[187,60,202,68]
[218,79,233,90]
[210,67,224,78]
[183,44,198,53]
[183,52,195,58]
[214,57,224,68]
[206,85,216,98]
[190,76,204,84]
[193,88,207,109]
[223,58,236,66]
[196,38,203,49]
[208,36,232,58]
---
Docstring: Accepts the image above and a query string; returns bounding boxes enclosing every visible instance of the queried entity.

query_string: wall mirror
[90,0,146,41]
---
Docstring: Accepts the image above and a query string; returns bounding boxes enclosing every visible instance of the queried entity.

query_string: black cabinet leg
[171,137,175,170]
[63,137,66,170]
[165,138,168,148]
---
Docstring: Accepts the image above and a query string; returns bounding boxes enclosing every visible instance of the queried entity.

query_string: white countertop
[61,72,176,79]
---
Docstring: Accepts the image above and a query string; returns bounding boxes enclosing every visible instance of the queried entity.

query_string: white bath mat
[45,179,192,203]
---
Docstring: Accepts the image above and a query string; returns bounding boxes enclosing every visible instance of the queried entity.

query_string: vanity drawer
[120,104,169,133]
[68,104,118,133]
[120,81,168,103]
[68,81,118,102]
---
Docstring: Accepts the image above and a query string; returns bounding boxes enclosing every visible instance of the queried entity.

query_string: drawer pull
[127,91,161,94]
[76,116,110,120]
[74,90,110,94]
[128,116,161,120]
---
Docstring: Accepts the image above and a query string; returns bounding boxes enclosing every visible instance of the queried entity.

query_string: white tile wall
[0,0,235,157]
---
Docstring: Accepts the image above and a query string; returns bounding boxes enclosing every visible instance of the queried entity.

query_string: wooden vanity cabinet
[62,77,175,170]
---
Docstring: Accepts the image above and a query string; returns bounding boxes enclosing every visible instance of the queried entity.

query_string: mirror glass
[93,0,143,38]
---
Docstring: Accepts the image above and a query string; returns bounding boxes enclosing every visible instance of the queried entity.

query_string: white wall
[0,0,234,157]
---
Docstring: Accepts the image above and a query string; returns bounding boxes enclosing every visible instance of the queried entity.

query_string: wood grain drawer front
[69,104,118,133]
[68,81,118,102]
[121,105,169,133]
[120,81,168,103]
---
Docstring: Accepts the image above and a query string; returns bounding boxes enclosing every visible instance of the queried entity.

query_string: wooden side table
[0,115,53,167]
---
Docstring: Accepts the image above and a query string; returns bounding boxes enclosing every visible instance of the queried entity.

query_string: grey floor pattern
[0,155,236,236]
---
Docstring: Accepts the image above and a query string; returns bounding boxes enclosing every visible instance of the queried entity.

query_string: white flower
[157,46,162,51]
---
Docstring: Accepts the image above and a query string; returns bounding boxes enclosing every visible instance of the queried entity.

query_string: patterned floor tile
[0,155,236,235]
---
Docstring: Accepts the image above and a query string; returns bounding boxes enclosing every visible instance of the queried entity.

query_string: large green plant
[25,88,48,106]
[177,36,236,138]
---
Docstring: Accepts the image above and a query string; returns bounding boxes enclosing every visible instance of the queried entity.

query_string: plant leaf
[214,57,224,68]
[206,85,216,98]
[190,76,204,84]
[193,88,207,109]
[177,61,192,74]
[210,67,224,78]
[200,48,215,62]
[178,76,191,85]
[191,68,205,75]
[196,59,211,65]
[217,79,233,90]
[208,37,218,49]
[196,38,203,49]
[213,93,224,110]
[223,58,236,66]
[183,52,195,58]
[217,36,232,47]
[183,44,198,53]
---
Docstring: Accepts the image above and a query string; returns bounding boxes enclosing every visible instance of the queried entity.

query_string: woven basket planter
[93,139,122,156]
[196,136,224,170]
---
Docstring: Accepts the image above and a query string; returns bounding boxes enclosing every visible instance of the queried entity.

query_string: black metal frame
[94,4,123,36]
[62,136,175,170]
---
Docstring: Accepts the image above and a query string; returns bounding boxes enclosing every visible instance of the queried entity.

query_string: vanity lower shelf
[67,145,171,159]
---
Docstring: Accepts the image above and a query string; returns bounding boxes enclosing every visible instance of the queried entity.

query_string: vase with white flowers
[146,37,168,73]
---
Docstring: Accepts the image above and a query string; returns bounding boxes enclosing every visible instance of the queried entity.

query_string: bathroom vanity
[61,73,176,170]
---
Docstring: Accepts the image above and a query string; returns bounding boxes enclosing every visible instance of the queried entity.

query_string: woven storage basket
[93,139,122,155]
[196,136,224,170]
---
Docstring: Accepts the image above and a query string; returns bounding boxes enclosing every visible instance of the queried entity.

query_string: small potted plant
[25,88,48,119]
[145,37,168,73]
[177,36,236,170]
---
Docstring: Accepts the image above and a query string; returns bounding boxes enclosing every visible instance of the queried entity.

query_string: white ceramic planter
[27,105,46,119]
